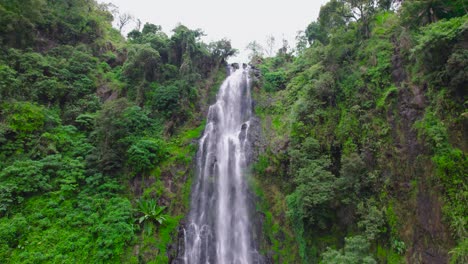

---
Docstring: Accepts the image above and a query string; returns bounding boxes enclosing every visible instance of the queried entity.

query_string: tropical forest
[0,0,466,263]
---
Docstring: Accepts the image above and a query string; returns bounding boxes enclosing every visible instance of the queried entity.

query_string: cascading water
[181,66,259,264]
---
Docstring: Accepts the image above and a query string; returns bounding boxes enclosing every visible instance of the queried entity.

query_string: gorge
[0,1,466,263]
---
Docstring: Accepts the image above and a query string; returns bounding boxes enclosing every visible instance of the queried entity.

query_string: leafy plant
[2,101,45,134]
[392,239,406,255]
[127,137,167,173]
[357,199,385,241]
[137,199,168,235]
[449,237,468,264]
[321,236,377,264]
[263,70,287,92]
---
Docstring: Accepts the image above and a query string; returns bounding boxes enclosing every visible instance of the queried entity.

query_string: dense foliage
[0,0,466,263]
[0,0,234,262]
[251,0,467,263]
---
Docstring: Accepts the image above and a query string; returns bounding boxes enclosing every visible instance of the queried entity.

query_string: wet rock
[96,84,119,102]
[391,50,406,84]
[170,224,187,264]
[410,85,426,109]
[246,116,265,163]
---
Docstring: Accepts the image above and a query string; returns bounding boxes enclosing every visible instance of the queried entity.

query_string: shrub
[2,101,45,134]
[264,71,287,92]
[127,138,167,173]
[321,236,377,264]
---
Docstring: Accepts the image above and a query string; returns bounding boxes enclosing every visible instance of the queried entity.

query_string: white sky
[99,0,329,62]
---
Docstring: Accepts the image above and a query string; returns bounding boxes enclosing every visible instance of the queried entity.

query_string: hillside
[0,0,234,262]
[250,1,467,263]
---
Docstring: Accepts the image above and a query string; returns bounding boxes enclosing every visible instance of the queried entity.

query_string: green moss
[377,244,405,263]
[165,121,205,165]
[377,85,398,109]
[153,216,180,264]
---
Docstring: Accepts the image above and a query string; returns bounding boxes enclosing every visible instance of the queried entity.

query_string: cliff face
[249,11,467,264]
[383,38,451,263]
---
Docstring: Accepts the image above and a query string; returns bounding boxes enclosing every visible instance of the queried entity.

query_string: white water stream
[182,66,257,264]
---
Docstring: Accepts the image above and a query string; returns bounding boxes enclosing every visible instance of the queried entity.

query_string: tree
[265,35,276,56]
[208,39,237,65]
[342,0,377,38]
[321,236,377,264]
[127,138,167,173]
[170,24,204,68]
[142,23,162,35]
[98,2,118,17]
[357,199,385,241]
[412,15,467,92]
[377,0,396,10]
[3,101,45,134]
[336,153,369,204]
[0,0,46,48]
[314,72,337,106]
[305,0,353,44]
[0,160,49,214]
[127,29,142,41]
[155,82,181,110]
[401,0,467,28]
[0,65,19,101]
[289,137,322,172]
[306,21,327,45]
[122,44,162,104]
[117,12,134,33]
[288,159,335,227]
[263,71,287,92]
[94,99,153,172]
[277,37,290,56]
[246,41,264,61]
[123,44,161,82]
[295,30,309,54]
[319,0,353,32]
[135,18,142,31]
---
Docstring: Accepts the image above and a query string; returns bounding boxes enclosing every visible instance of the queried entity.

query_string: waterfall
[181,66,259,264]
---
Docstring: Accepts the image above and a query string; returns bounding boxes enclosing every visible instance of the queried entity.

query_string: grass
[164,121,205,165]
[152,216,181,264]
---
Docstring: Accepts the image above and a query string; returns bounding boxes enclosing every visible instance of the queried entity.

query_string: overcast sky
[99,0,329,62]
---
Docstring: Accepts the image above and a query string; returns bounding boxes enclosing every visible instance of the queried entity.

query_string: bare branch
[265,35,276,57]
[117,12,134,33]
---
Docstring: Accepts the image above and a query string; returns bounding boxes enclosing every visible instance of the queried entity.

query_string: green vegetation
[0,0,234,262]
[321,236,376,264]
[0,0,466,263]
[251,1,467,263]
[137,199,168,235]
